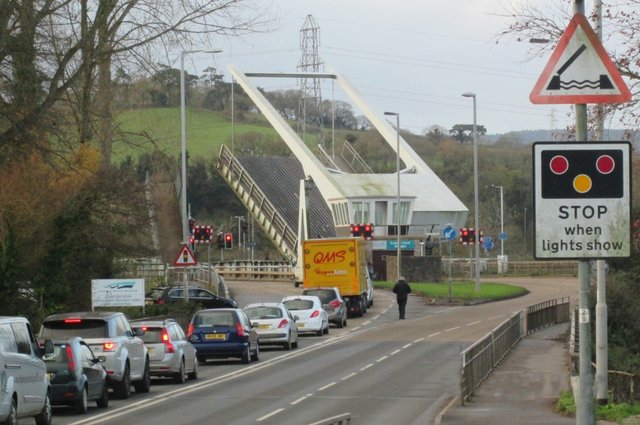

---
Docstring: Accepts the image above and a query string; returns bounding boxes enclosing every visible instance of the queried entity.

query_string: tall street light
[180,49,221,243]
[462,93,480,292]
[384,111,401,281]
[490,184,504,257]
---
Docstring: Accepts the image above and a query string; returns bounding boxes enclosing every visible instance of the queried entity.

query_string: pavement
[436,322,577,425]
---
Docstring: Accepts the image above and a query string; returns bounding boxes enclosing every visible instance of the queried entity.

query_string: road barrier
[214,260,295,281]
[460,296,571,403]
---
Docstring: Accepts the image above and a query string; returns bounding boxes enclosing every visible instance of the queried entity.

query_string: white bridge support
[227,65,468,257]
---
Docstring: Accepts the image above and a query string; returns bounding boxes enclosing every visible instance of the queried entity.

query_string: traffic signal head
[350,224,362,237]
[189,218,195,234]
[363,223,373,240]
[217,233,224,248]
[224,233,233,249]
[459,227,476,245]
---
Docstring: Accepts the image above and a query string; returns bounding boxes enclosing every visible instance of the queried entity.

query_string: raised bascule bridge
[216,65,468,279]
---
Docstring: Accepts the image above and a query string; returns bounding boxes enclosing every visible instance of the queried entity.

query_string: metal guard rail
[460,296,571,402]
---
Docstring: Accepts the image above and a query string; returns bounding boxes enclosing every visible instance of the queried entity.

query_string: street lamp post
[462,93,480,292]
[384,111,401,281]
[490,184,504,257]
[180,49,221,243]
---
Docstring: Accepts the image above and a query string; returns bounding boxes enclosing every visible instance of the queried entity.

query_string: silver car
[302,287,347,328]
[130,319,197,384]
[244,303,299,350]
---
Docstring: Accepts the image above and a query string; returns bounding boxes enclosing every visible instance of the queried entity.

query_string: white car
[281,295,329,336]
[39,311,150,399]
[244,303,299,350]
[0,316,52,425]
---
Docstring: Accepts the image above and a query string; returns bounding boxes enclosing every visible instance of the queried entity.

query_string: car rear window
[43,344,69,363]
[41,319,108,339]
[146,288,166,300]
[283,299,314,311]
[133,326,162,343]
[193,311,236,327]
[245,307,283,320]
[303,289,336,303]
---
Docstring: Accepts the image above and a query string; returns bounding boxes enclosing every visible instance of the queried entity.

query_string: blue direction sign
[442,226,457,241]
[483,236,494,252]
[499,232,507,241]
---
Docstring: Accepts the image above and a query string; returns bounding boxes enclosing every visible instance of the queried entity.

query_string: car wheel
[292,335,299,349]
[283,334,292,351]
[34,392,52,425]
[134,359,151,393]
[316,327,323,336]
[74,386,89,414]
[343,318,348,327]
[188,359,198,380]
[115,363,131,399]
[174,358,187,384]
[251,342,260,361]
[96,384,109,408]
[241,345,251,364]
[324,322,329,334]
[3,398,17,425]
[337,317,344,329]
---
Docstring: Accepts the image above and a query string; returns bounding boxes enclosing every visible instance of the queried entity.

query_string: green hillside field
[114,107,282,161]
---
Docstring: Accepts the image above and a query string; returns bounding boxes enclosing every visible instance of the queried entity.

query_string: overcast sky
[187,0,600,135]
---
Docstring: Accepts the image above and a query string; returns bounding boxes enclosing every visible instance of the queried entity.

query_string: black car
[43,337,109,413]
[146,286,237,309]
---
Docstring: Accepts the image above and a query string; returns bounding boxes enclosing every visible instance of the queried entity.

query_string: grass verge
[373,280,528,304]
[556,390,640,423]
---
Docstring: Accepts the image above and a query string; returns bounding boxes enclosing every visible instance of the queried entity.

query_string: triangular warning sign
[530,13,631,104]
[174,244,197,266]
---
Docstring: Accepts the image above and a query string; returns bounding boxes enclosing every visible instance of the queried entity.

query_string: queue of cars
[0,283,363,422]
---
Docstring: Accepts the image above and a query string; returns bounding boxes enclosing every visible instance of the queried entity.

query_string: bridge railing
[460,296,571,403]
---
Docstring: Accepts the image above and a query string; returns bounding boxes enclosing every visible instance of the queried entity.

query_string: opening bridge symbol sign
[530,13,631,104]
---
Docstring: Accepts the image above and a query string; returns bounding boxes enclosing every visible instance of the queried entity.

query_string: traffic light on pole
[350,224,362,237]
[363,223,373,240]
[217,233,224,249]
[188,218,195,234]
[224,233,233,249]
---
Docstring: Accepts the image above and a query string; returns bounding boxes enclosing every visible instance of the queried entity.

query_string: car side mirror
[97,356,107,363]
[132,328,144,337]
[251,322,259,328]
[189,335,199,343]
[293,316,300,322]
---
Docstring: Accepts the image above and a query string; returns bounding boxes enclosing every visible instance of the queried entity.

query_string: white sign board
[533,142,631,259]
[91,279,145,308]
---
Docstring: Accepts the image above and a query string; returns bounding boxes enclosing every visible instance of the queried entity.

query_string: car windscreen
[303,289,335,303]
[283,299,314,311]
[245,307,283,320]
[41,319,108,339]
[193,311,236,328]
[146,288,165,300]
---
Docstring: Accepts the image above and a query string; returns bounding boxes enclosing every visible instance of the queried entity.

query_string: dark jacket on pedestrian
[392,278,411,301]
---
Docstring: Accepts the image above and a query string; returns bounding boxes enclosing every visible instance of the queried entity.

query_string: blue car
[187,309,259,365]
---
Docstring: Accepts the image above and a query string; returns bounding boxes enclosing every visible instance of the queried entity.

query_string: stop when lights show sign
[533,142,631,260]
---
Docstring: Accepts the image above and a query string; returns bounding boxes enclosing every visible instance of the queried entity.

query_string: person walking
[392,276,411,320]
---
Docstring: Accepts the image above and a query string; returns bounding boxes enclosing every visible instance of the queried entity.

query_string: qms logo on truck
[312,250,346,264]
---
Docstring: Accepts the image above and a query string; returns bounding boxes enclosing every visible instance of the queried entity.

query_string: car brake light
[187,323,194,337]
[329,299,342,308]
[103,342,117,352]
[64,318,82,324]
[236,322,245,337]
[156,299,165,305]
[310,310,320,318]
[277,319,288,329]
[66,345,75,371]
[161,328,174,353]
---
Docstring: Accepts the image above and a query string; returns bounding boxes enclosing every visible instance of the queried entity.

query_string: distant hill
[483,129,639,145]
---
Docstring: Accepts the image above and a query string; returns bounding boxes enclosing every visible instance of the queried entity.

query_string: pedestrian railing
[214,260,295,281]
[460,296,571,403]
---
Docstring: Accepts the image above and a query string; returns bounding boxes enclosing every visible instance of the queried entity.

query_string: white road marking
[257,408,285,422]
[428,332,441,338]
[341,372,357,380]
[318,381,337,391]
[362,320,371,326]
[414,337,425,343]
[377,355,388,362]
[390,349,401,355]
[444,326,460,332]
[290,396,309,405]
[488,314,505,320]
[360,363,374,371]
[402,343,412,349]
[465,320,481,327]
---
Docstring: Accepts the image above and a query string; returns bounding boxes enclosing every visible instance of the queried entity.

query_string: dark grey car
[302,287,347,328]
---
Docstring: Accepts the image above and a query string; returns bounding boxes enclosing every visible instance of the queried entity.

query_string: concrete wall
[386,256,442,283]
